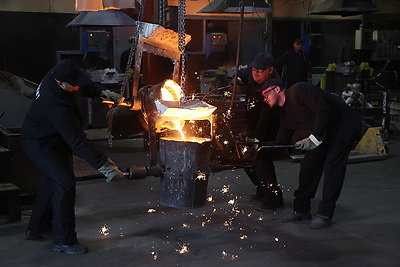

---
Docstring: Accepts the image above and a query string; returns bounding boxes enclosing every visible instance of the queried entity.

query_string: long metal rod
[229,0,245,110]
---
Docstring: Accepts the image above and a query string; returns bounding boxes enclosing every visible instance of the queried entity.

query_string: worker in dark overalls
[235,53,284,211]
[21,59,124,254]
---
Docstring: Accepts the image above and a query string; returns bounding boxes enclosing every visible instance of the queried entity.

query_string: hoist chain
[178,0,187,92]
[107,0,146,147]
[159,0,166,26]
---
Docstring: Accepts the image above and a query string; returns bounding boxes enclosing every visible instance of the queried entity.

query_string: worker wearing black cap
[259,78,361,229]
[234,53,284,211]
[21,59,124,254]
[276,38,312,88]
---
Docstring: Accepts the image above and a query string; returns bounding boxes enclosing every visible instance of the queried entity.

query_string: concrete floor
[1,134,400,266]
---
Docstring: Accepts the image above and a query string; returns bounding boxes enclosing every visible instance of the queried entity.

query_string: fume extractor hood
[310,0,379,17]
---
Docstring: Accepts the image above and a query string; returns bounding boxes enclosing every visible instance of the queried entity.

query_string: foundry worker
[259,78,361,229]
[276,38,312,88]
[21,59,124,254]
[234,53,284,211]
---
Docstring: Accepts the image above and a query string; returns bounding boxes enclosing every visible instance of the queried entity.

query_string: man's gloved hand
[295,134,322,151]
[98,158,125,182]
[100,90,120,102]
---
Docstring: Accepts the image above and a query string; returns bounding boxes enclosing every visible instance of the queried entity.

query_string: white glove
[98,158,125,182]
[295,134,322,150]
[100,90,120,102]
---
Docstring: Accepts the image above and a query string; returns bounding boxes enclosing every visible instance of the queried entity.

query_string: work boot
[51,243,88,255]
[310,215,332,229]
[256,186,284,211]
[25,230,53,240]
[282,211,312,223]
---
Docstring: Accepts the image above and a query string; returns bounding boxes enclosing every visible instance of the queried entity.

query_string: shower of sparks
[151,251,158,260]
[223,109,232,119]
[147,208,157,213]
[176,244,189,254]
[221,185,230,194]
[182,223,190,228]
[221,250,239,260]
[196,171,207,180]
[99,224,110,236]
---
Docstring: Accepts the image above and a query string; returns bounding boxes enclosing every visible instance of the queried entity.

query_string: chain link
[107,0,146,147]
[178,0,186,92]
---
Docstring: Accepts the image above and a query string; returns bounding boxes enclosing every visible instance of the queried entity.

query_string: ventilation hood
[66,9,136,27]
[198,0,271,13]
[310,0,379,17]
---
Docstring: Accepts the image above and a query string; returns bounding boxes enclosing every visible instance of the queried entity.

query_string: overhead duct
[310,0,379,17]
[198,0,271,13]
[66,9,136,27]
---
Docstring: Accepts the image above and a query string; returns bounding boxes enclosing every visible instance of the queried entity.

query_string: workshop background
[1,0,400,266]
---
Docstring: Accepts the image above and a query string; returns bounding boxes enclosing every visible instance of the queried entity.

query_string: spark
[99,224,110,236]
[176,244,189,254]
[182,223,190,228]
[241,146,248,155]
[274,237,279,242]
[223,91,232,97]
[207,196,214,202]
[228,199,236,205]
[221,250,239,260]
[240,234,248,240]
[248,100,256,109]
[147,208,157,213]
[257,215,263,221]
[151,251,158,260]
[223,140,229,145]
[221,185,230,194]
[196,171,207,180]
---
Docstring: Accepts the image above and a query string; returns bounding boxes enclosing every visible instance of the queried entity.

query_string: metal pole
[229,0,245,110]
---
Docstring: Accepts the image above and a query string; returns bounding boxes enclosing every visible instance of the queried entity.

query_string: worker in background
[259,78,361,229]
[276,38,312,88]
[234,53,284,211]
[21,59,124,254]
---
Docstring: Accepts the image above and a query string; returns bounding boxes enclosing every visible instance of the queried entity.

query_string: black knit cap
[52,59,91,87]
[249,53,275,70]
[257,78,284,92]
[294,37,303,44]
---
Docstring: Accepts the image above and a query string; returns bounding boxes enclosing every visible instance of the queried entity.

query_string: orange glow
[160,80,182,101]
[155,79,216,143]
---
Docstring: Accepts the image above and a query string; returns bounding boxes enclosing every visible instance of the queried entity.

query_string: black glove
[98,158,125,182]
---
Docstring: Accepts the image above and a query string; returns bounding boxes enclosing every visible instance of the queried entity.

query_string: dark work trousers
[293,137,353,218]
[253,151,283,206]
[21,137,77,245]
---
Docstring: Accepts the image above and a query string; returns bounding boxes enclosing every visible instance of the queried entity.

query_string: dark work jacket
[276,82,361,145]
[21,69,108,169]
[237,67,280,141]
[276,50,311,88]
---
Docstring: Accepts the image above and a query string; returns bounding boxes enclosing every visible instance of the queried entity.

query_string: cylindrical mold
[159,138,211,208]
